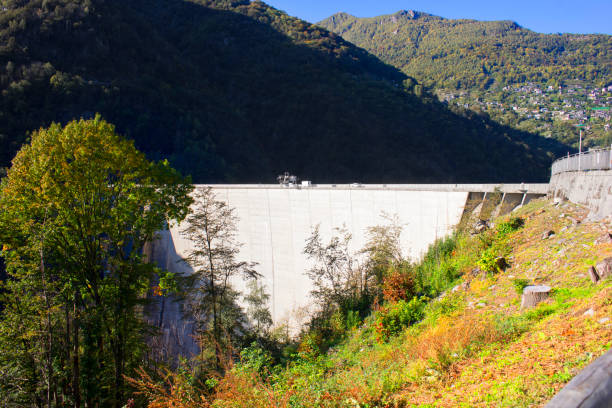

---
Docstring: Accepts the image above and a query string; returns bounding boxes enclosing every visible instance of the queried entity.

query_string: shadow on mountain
[0,0,568,183]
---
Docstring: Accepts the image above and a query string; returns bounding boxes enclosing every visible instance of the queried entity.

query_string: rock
[521,285,551,309]
[588,266,600,284]
[595,257,612,280]
[452,281,470,292]
[471,219,489,234]
[476,302,486,307]
[583,308,595,317]
[599,317,610,324]
[542,230,555,240]
[469,268,482,277]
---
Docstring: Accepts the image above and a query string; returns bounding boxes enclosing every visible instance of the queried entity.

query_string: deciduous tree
[0,116,192,407]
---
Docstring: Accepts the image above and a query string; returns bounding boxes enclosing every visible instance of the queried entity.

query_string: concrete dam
[148,183,547,335]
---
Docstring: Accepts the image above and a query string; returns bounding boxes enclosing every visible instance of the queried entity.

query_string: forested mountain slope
[0,0,566,182]
[318,10,612,91]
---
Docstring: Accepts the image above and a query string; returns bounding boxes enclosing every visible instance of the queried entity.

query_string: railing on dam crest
[551,147,612,175]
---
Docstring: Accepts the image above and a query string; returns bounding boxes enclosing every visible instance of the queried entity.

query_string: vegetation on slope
[0,0,567,182]
[318,11,612,91]
[318,11,612,149]
[132,199,612,407]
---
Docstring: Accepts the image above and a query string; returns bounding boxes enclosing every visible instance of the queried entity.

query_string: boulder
[542,230,555,240]
[588,266,600,284]
[471,219,489,235]
[595,257,612,280]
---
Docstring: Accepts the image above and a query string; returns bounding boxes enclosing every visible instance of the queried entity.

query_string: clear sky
[263,0,612,35]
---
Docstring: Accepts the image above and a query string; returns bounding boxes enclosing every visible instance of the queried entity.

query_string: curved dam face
[148,184,547,334]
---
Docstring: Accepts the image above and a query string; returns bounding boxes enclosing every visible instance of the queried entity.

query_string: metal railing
[551,147,612,175]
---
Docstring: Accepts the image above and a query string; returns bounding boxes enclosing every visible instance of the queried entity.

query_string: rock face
[520,285,551,309]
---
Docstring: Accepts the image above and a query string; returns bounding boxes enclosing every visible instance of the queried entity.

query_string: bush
[375,297,426,340]
[512,278,531,295]
[382,268,416,302]
[414,234,462,296]
[476,240,510,273]
[236,343,273,376]
[496,217,524,238]
[345,310,361,330]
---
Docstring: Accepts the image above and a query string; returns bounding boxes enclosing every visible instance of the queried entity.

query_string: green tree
[180,186,259,370]
[303,225,360,316]
[244,280,272,337]
[0,116,193,407]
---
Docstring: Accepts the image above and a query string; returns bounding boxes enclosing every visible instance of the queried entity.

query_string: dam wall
[149,183,547,334]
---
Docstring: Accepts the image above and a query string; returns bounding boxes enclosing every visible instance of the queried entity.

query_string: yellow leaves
[152,285,164,297]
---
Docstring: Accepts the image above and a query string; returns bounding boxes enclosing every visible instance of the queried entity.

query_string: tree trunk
[72,302,81,408]
[520,285,551,309]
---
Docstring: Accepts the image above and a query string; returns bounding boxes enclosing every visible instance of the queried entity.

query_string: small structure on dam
[147,183,547,341]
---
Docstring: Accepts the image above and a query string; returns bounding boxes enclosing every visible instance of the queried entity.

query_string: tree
[360,213,405,291]
[0,116,193,407]
[244,280,272,337]
[180,187,259,370]
[303,225,362,316]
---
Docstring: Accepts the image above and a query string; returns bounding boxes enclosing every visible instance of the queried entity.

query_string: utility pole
[578,129,582,171]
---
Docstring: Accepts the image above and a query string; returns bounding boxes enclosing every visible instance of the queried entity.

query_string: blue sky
[263,0,612,35]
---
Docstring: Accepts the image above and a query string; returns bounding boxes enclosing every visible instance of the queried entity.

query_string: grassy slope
[213,199,611,407]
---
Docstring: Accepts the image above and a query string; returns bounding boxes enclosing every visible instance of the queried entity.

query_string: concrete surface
[148,184,546,334]
[549,170,612,220]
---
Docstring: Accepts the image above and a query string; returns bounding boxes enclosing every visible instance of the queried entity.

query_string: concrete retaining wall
[549,170,612,220]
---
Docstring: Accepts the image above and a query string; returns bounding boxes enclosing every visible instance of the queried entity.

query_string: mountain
[318,11,612,91]
[0,0,567,183]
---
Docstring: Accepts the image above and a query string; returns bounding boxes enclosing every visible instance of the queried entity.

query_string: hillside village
[438,82,612,149]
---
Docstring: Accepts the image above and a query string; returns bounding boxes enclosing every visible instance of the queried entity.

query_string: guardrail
[551,147,612,175]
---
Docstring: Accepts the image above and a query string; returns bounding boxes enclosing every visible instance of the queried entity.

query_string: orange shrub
[382,269,415,302]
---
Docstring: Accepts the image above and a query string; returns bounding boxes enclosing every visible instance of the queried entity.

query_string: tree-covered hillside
[318,10,612,91]
[0,0,566,182]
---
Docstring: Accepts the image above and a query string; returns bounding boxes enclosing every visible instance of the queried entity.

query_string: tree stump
[521,285,551,309]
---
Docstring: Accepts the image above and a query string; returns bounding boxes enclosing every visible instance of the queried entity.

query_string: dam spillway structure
[147,183,547,337]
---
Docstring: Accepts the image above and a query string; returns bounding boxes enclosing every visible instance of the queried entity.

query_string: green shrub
[345,310,361,330]
[236,343,273,376]
[511,278,530,295]
[476,246,500,272]
[496,217,524,238]
[414,234,462,296]
[375,297,426,340]
[424,293,464,324]
[476,240,510,273]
